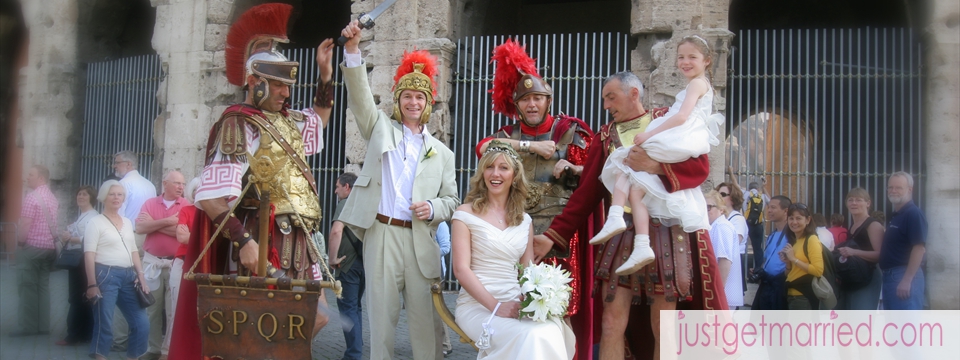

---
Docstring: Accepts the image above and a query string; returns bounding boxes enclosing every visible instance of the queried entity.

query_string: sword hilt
[338,13,375,46]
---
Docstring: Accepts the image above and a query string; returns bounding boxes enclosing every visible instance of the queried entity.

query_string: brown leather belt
[376,213,413,229]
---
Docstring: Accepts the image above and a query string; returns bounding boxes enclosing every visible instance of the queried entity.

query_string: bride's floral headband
[484,140,521,161]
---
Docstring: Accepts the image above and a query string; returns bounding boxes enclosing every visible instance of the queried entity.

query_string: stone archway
[725,112,813,204]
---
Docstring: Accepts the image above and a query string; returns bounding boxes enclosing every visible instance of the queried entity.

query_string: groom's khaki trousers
[364,221,443,360]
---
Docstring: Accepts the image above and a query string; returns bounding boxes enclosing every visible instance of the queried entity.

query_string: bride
[452,141,576,359]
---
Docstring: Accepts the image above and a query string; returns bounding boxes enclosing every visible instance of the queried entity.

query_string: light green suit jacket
[337,62,460,279]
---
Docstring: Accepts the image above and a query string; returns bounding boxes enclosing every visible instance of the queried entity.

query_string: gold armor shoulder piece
[218,113,248,156]
[287,109,304,122]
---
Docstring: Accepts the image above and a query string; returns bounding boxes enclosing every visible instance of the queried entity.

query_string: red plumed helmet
[392,50,439,102]
[490,39,550,119]
[225,3,293,86]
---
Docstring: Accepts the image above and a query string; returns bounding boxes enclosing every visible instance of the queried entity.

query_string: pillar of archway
[630,0,733,189]
[150,0,241,181]
[16,0,80,216]
[923,0,960,310]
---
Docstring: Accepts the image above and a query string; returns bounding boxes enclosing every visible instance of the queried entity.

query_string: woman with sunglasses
[705,190,743,309]
[716,182,748,297]
[779,203,825,309]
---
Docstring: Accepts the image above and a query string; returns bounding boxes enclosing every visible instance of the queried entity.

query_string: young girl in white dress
[589,35,725,276]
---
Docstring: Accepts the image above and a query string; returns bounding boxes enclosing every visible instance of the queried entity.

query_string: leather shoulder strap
[509,123,522,140]
[244,114,319,194]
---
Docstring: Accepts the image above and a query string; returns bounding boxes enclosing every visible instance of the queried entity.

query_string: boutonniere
[423,146,437,161]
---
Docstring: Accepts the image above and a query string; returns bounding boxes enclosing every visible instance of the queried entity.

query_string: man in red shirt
[135,170,187,359]
[535,72,728,360]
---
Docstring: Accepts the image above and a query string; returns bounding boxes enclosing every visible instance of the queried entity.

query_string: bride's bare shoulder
[455,204,474,214]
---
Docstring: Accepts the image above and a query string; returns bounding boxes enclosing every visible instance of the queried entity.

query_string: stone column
[17,0,81,218]
[923,0,960,310]
[343,0,456,167]
[630,0,732,189]
[151,0,239,181]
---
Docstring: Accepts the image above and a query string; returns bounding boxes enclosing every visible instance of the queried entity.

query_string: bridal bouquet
[517,262,574,322]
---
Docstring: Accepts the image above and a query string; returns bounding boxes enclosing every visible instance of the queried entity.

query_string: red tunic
[543,110,728,360]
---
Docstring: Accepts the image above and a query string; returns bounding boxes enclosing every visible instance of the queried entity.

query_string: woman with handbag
[83,180,149,360]
[55,186,98,346]
[837,187,884,310]
[780,203,826,310]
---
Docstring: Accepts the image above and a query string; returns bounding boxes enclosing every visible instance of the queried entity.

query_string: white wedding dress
[453,211,575,360]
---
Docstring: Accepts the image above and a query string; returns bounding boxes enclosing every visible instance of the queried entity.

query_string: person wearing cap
[337,20,460,360]
[168,4,335,358]
[476,39,597,359]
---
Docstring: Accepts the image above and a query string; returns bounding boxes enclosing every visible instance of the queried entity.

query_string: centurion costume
[475,39,598,360]
[169,4,334,358]
[543,110,730,359]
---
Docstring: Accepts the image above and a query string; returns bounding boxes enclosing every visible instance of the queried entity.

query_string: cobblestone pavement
[0,262,476,360]
[0,261,758,360]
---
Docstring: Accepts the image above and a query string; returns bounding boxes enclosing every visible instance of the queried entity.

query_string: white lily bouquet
[517,262,574,322]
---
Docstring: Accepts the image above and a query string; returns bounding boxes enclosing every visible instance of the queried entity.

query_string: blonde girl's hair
[678,34,715,84]
[704,190,728,215]
[463,150,530,227]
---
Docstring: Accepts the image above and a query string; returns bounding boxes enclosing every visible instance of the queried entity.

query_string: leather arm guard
[313,78,334,109]
[214,211,255,249]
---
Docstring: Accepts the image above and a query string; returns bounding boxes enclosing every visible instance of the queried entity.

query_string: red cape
[544,110,728,359]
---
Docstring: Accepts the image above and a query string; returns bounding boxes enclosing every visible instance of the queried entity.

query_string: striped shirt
[20,184,59,249]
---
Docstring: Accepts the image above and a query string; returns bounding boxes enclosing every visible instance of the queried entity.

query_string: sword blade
[367,0,399,20]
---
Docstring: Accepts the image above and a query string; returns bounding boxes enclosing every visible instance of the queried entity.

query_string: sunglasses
[720,192,730,197]
[788,203,809,210]
[707,204,717,210]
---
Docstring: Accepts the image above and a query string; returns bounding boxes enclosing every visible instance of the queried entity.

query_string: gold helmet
[392,51,439,124]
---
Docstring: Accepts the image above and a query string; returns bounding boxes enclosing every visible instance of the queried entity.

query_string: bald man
[134,170,187,359]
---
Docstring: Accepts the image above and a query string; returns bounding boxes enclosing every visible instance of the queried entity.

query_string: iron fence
[725,28,924,221]
[79,55,163,189]
[447,32,631,290]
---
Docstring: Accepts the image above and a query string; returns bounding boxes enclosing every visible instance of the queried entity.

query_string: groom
[535,71,728,360]
[337,21,460,360]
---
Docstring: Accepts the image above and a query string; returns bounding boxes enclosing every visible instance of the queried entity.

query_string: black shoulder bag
[111,216,155,308]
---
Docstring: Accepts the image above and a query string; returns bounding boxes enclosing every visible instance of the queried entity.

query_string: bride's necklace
[489,206,506,225]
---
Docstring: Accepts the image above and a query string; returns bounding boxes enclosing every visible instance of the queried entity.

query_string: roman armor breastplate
[247,111,321,231]
[495,122,581,234]
[610,116,651,153]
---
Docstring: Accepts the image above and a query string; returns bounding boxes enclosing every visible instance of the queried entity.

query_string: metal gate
[80,55,163,188]
[447,33,631,289]
[726,28,924,218]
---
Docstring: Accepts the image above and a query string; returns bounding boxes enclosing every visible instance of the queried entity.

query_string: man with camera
[750,195,792,310]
